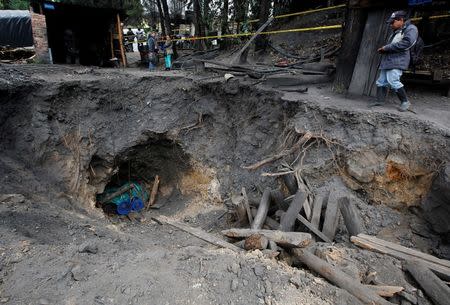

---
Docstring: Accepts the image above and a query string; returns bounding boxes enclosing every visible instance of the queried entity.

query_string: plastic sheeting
[0,10,33,47]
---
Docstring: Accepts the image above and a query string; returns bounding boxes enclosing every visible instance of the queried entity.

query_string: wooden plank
[348,9,391,96]
[322,192,340,241]
[231,16,274,65]
[351,235,450,280]
[405,260,450,305]
[222,228,311,248]
[116,13,127,67]
[358,234,450,269]
[339,197,364,237]
[99,184,134,204]
[311,192,327,229]
[251,188,271,230]
[251,208,280,230]
[154,216,243,252]
[365,285,404,297]
[241,187,253,225]
[280,190,306,232]
[296,214,332,243]
[292,248,394,305]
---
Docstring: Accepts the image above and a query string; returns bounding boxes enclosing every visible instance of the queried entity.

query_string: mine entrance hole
[94,139,191,216]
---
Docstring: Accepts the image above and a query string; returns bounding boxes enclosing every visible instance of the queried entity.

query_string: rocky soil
[0,64,449,305]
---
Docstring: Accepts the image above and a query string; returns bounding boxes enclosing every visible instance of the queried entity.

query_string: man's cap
[386,10,408,23]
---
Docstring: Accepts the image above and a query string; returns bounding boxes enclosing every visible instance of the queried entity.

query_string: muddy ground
[0,64,449,305]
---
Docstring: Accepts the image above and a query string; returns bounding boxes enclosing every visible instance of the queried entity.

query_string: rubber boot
[396,87,411,112]
[370,86,387,107]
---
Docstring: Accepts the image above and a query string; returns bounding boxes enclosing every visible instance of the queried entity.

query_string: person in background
[147,32,157,70]
[163,35,173,71]
[372,10,418,112]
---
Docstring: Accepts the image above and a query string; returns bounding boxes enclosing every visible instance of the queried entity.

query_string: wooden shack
[30,0,127,66]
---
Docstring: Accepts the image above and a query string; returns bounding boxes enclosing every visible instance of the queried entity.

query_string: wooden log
[356,234,450,268]
[339,197,364,237]
[231,16,274,65]
[222,228,311,248]
[244,234,269,250]
[405,261,450,305]
[365,285,404,297]
[311,192,327,229]
[282,174,298,195]
[296,214,332,243]
[351,234,450,280]
[147,175,160,208]
[99,184,134,204]
[280,190,307,232]
[154,216,243,252]
[292,248,394,305]
[270,189,288,210]
[348,9,391,96]
[322,192,341,241]
[251,188,271,230]
[251,208,280,230]
[241,187,253,225]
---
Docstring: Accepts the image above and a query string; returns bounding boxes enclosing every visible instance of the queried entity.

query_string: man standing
[147,32,157,71]
[372,11,418,112]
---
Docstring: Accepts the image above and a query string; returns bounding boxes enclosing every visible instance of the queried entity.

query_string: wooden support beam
[280,190,306,232]
[296,214,332,243]
[116,13,127,67]
[351,234,450,280]
[251,188,271,230]
[292,248,394,305]
[311,192,327,229]
[339,197,364,237]
[365,285,404,297]
[154,216,243,252]
[99,184,134,204]
[405,261,450,305]
[322,192,340,241]
[222,228,311,248]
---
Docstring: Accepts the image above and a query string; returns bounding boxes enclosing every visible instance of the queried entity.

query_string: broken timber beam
[282,173,298,195]
[310,192,327,229]
[405,260,450,305]
[322,192,340,241]
[99,184,134,204]
[280,190,306,232]
[351,234,450,280]
[222,228,311,248]
[365,285,404,298]
[231,16,274,65]
[292,248,394,305]
[251,188,271,230]
[154,216,243,252]
[339,197,364,237]
[251,209,280,230]
[296,214,332,243]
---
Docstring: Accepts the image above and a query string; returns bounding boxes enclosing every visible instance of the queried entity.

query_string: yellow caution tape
[248,4,347,24]
[411,14,450,22]
[123,14,450,44]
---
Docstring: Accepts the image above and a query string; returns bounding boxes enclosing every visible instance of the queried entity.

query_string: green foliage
[3,0,30,9]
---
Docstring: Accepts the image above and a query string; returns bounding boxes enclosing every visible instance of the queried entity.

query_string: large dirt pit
[0,65,449,305]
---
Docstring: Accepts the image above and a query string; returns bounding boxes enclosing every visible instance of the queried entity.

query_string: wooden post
[280,190,307,232]
[405,261,450,305]
[251,188,271,230]
[116,13,127,67]
[292,249,394,305]
[339,197,364,237]
[348,9,391,96]
[333,4,368,93]
[110,31,114,59]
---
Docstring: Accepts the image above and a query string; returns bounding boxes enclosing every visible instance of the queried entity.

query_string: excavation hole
[95,138,196,217]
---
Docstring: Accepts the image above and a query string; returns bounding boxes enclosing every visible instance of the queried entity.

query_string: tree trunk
[233,0,247,33]
[193,0,206,50]
[202,0,211,35]
[160,0,172,35]
[333,4,367,93]
[254,0,271,52]
[156,0,166,36]
[221,0,229,35]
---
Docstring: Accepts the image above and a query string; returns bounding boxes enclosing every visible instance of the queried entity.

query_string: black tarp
[0,10,33,47]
